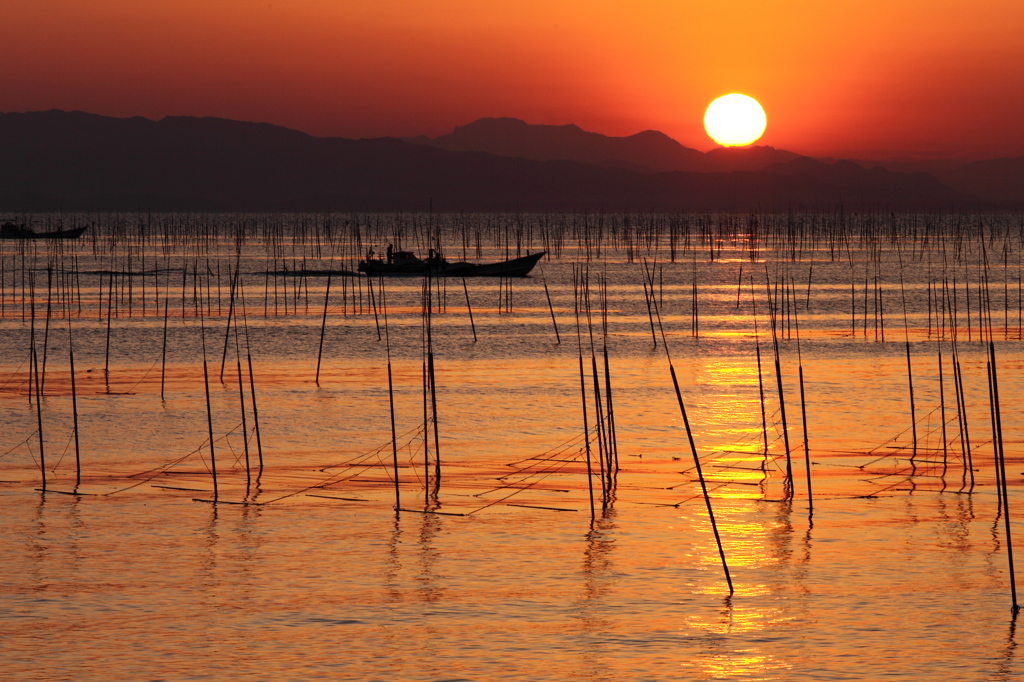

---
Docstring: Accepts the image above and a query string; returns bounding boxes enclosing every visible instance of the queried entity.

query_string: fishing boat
[0,222,88,240]
[358,249,545,277]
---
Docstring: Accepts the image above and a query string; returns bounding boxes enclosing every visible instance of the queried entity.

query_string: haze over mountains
[0,110,1020,212]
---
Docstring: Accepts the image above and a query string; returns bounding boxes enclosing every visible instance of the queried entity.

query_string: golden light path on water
[0,213,1022,680]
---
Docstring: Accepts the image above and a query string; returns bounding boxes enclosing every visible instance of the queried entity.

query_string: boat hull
[0,226,88,240]
[359,251,545,278]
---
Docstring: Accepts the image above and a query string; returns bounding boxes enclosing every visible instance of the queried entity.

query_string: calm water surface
[1,215,1023,680]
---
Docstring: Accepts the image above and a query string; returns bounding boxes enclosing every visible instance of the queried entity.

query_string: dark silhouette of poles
[641,270,657,348]
[793,280,813,513]
[765,270,794,497]
[645,259,733,595]
[234,348,251,495]
[899,272,918,465]
[367,272,382,340]
[31,286,45,493]
[990,341,1019,614]
[219,267,238,382]
[40,266,52,393]
[104,269,114,391]
[750,277,770,470]
[239,284,264,480]
[573,266,596,521]
[945,277,974,490]
[160,295,169,400]
[953,344,974,490]
[603,346,618,475]
[583,272,609,502]
[428,350,441,495]
[421,278,432,500]
[68,313,81,490]
[316,270,333,385]
[381,275,400,511]
[28,271,35,405]
[462,277,477,342]
[938,347,948,478]
[541,270,559,344]
[987,358,1002,507]
[199,310,218,503]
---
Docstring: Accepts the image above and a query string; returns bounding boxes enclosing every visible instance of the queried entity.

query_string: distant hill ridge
[407,116,803,173]
[0,109,1016,210]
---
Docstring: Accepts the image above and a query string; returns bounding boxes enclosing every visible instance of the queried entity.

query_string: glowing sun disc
[704,94,767,146]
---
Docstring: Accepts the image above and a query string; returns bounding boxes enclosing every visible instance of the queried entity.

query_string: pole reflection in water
[576,509,618,681]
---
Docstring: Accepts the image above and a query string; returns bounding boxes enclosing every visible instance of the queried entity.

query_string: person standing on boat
[386,243,393,264]
[366,247,375,262]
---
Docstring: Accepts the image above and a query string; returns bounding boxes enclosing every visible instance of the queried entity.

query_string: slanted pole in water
[199,311,218,503]
[541,271,559,344]
[316,270,333,386]
[160,295,169,400]
[380,276,400,511]
[428,350,441,493]
[765,270,794,497]
[40,266,52,394]
[669,364,733,594]
[990,342,1019,614]
[646,259,733,595]
[462,277,477,343]
[899,272,918,465]
[367,273,382,340]
[573,266,596,521]
[234,321,251,495]
[239,285,264,478]
[68,313,81,490]
[987,359,1002,506]
[219,268,239,382]
[953,346,974,490]
[603,345,618,474]
[793,281,813,513]
[751,277,770,467]
[31,289,45,493]
[640,272,657,348]
[104,269,114,390]
[938,347,948,478]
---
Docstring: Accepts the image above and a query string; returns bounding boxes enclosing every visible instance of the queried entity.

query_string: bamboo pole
[793,279,813,513]
[239,285,264,480]
[990,342,1019,614]
[219,267,238,382]
[68,312,81,490]
[573,266,596,521]
[31,285,45,492]
[462,277,477,343]
[381,275,400,512]
[645,259,733,595]
[766,270,794,497]
[315,270,333,385]
[199,310,218,503]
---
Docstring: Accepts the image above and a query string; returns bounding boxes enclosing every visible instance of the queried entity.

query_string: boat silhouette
[358,249,545,277]
[0,222,88,240]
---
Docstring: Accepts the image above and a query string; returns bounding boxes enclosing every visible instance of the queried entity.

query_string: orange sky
[2,0,1023,159]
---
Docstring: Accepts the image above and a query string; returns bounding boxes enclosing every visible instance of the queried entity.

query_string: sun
[703,94,767,147]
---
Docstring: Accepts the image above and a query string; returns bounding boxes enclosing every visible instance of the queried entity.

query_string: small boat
[358,249,545,278]
[0,222,88,240]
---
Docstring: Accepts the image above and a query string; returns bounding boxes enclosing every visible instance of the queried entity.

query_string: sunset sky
[3,0,1023,159]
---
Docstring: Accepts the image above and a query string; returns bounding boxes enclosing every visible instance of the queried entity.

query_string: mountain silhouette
[408,117,801,173]
[0,110,1000,211]
[938,156,1024,206]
